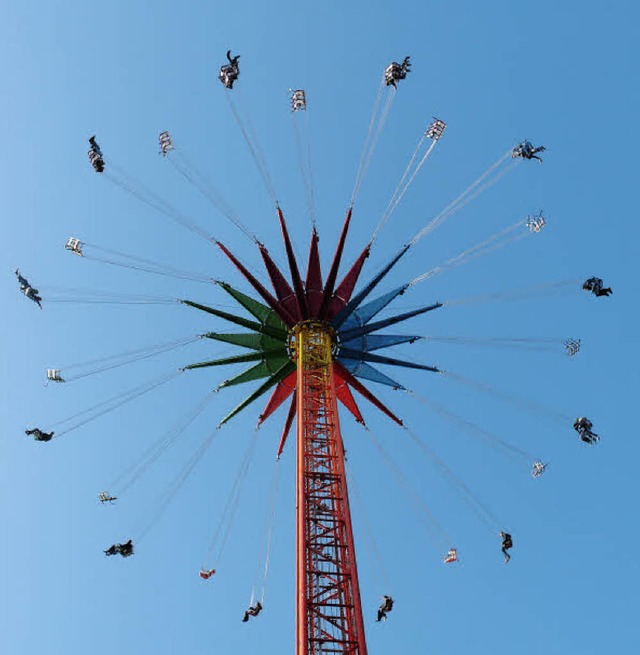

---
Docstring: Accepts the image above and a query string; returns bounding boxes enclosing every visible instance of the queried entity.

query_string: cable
[201,427,261,568]
[109,390,218,496]
[260,459,280,604]
[363,425,453,551]
[405,390,537,466]
[168,148,256,242]
[409,149,516,246]
[135,425,222,542]
[445,279,580,307]
[304,111,317,227]
[404,425,502,534]
[441,370,573,423]
[373,135,439,241]
[104,162,214,243]
[60,337,199,382]
[45,286,178,305]
[225,91,278,206]
[292,110,316,228]
[81,242,214,283]
[410,219,530,285]
[50,370,181,436]
[352,89,395,207]
[346,463,390,592]
[350,80,385,208]
[418,335,568,354]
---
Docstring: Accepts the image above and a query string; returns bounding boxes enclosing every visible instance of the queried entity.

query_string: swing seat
[65,237,83,256]
[444,548,458,564]
[47,369,65,382]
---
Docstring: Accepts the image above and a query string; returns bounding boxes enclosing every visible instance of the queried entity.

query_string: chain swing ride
[17,50,614,655]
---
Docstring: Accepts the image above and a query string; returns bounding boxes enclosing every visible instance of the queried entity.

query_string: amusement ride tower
[181,203,439,654]
[54,54,560,655]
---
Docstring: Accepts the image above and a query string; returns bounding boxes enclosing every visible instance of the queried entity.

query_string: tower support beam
[295,321,367,655]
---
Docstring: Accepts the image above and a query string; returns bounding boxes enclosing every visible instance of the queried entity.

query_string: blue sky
[1,1,636,654]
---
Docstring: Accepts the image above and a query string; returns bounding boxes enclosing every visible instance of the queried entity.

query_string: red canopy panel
[318,209,352,319]
[334,364,365,424]
[326,243,371,320]
[216,241,296,326]
[273,367,364,458]
[258,243,301,322]
[333,361,403,426]
[305,229,324,317]
[277,208,309,318]
[258,369,297,424]
[276,392,297,458]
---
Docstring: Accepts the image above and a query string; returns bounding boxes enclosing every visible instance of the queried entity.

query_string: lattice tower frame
[294,321,368,655]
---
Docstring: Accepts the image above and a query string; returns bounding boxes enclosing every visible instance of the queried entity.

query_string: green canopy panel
[202,332,286,352]
[219,361,297,426]
[219,356,292,388]
[183,351,264,370]
[264,310,290,333]
[184,347,288,371]
[181,300,287,341]
[217,282,288,333]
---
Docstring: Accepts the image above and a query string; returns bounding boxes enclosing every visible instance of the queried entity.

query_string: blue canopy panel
[332,246,411,329]
[338,313,360,332]
[339,347,439,373]
[338,358,406,390]
[339,303,443,343]
[336,285,409,332]
[340,333,420,353]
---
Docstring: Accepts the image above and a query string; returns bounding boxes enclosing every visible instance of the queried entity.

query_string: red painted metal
[259,370,297,424]
[296,324,367,655]
[334,361,404,426]
[258,242,302,322]
[334,365,365,424]
[216,241,297,326]
[326,243,371,320]
[305,229,324,316]
[318,209,352,319]
[331,244,411,329]
[261,365,365,429]
[276,392,297,459]
[278,208,310,319]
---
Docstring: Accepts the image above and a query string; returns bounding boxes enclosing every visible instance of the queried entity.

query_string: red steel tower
[295,322,367,655]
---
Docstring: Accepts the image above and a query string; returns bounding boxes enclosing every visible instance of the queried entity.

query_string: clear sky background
[1,1,637,654]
